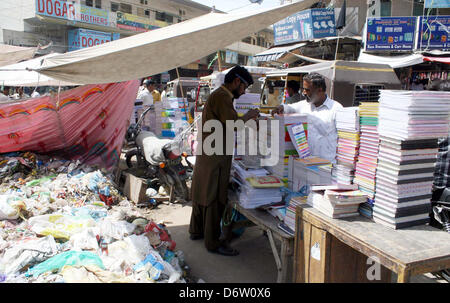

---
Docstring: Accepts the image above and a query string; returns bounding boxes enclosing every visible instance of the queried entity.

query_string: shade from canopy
[0,53,79,87]
[0,44,38,67]
[37,0,317,84]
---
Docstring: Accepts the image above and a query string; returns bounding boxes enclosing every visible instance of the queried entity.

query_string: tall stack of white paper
[231,162,283,209]
[373,90,450,229]
[265,114,308,187]
[334,107,360,185]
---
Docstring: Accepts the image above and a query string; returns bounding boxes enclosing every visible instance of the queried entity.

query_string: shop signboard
[225,51,238,64]
[418,15,450,51]
[116,12,162,32]
[68,28,112,52]
[273,8,336,46]
[36,0,109,27]
[425,0,450,8]
[365,17,417,51]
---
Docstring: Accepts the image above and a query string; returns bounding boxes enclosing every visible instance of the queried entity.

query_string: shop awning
[0,53,79,87]
[357,52,425,69]
[423,56,450,64]
[0,44,38,67]
[254,42,307,62]
[36,0,317,85]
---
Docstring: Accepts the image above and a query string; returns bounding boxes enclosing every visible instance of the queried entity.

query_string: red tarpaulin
[0,80,140,169]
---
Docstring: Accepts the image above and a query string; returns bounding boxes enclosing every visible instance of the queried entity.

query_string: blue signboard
[418,15,450,50]
[425,0,450,8]
[274,8,336,46]
[68,29,113,52]
[365,17,417,51]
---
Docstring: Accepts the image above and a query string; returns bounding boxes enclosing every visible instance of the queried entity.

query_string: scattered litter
[0,152,186,283]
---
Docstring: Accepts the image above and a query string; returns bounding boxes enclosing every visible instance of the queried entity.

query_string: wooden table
[229,195,294,283]
[294,201,450,283]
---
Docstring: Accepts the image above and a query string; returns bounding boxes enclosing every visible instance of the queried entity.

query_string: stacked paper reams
[354,102,380,218]
[231,162,283,209]
[334,107,360,185]
[373,90,450,229]
[284,195,307,232]
[233,93,261,116]
[266,114,307,186]
[157,97,189,139]
[307,185,368,219]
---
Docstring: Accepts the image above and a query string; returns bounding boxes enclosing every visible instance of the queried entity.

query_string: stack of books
[233,93,261,116]
[288,156,332,192]
[334,107,360,184]
[232,162,283,209]
[155,97,189,138]
[354,102,380,218]
[307,185,367,219]
[265,114,308,187]
[373,90,450,229]
[284,195,307,232]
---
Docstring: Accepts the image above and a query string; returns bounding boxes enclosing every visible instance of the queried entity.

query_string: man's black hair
[303,72,326,92]
[287,80,300,92]
[224,65,254,86]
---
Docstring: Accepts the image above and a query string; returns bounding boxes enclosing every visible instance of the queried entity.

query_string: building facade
[0,0,272,82]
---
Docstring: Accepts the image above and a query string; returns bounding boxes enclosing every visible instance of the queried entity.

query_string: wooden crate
[123,172,148,204]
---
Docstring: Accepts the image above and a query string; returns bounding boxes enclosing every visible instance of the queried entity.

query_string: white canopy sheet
[37,0,316,84]
[0,53,79,86]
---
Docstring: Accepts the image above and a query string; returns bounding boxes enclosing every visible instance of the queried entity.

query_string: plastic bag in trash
[28,214,97,240]
[97,219,136,241]
[0,235,60,275]
[133,252,165,280]
[0,195,27,220]
[26,251,105,278]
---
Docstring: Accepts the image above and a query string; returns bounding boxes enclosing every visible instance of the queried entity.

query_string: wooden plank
[123,172,148,204]
[328,235,359,282]
[294,210,306,283]
[308,225,328,283]
[303,221,312,283]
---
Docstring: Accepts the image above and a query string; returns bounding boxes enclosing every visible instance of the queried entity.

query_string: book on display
[372,90,450,229]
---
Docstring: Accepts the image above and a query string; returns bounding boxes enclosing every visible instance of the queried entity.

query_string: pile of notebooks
[231,162,283,209]
[265,114,308,186]
[306,185,367,219]
[334,107,360,184]
[154,97,189,138]
[373,90,450,229]
[233,93,261,116]
[284,195,307,232]
[354,102,380,218]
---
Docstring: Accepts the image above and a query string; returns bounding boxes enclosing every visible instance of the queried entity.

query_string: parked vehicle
[125,106,189,201]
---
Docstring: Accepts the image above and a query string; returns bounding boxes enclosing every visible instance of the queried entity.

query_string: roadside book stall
[225,87,450,283]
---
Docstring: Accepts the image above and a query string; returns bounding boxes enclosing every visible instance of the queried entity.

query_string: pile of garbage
[0,152,186,283]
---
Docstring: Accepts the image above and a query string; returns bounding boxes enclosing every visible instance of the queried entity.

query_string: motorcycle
[125,105,189,202]
[432,188,450,281]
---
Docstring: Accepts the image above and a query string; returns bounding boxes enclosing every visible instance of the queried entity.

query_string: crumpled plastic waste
[0,151,187,283]
[26,251,105,278]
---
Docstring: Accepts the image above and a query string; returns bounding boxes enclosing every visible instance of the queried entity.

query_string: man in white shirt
[136,79,155,131]
[271,73,343,163]
[0,86,11,101]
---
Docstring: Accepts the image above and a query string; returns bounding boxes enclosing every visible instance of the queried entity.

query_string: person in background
[0,86,10,101]
[136,79,155,131]
[411,78,424,91]
[161,85,168,100]
[189,65,260,256]
[271,72,343,164]
[285,80,303,104]
[12,87,30,100]
[31,87,41,98]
